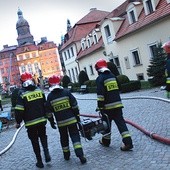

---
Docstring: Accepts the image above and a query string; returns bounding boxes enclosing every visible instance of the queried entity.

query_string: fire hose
[78,96,170,145]
[0,96,169,156]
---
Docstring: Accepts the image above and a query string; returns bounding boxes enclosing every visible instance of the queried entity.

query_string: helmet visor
[23,80,34,87]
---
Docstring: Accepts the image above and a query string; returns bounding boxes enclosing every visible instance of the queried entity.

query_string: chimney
[41,37,47,42]
[3,44,8,48]
[90,8,97,11]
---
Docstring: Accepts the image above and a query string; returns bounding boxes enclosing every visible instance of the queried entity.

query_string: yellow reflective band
[74,144,82,149]
[58,119,77,127]
[105,103,123,110]
[25,118,47,127]
[15,105,24,111]
[23,91,43,102]
[63,146,70,152]
[97,98,104,101]
[122,134,131,138]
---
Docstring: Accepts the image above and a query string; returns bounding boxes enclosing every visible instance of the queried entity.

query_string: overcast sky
[0,0,126,50]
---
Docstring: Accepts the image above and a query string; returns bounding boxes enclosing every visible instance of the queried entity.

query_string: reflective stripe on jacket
[96,70,123,111]
[46,88,78,127]
[15,87,47,127]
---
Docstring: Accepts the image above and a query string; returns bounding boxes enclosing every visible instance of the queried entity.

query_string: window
[104,25,112,43]
[129,10,136,23]
[89,65,94,75]
[87,39,91,48]
[21,65,26,73]
[19,55,23,61]
[114,57,120,67]
[68,70,72,82]
[0,61,3,66]
[28,63,33,73]
[81,39,86,50]
[32,52,36,58]
[75,67,78,79]
[25,53,30,59]
[131,50,141,65]
[34,62,39,73]
[143,0,154,15]
[93,34,98,44]
[124,57,130,69]
[84,67,87,73]
[70,47,74,57]
[149,44,157,58]
[64,51,67,61]
[71,68,76,82]
[67,49,71,59]
[137,73,144,80]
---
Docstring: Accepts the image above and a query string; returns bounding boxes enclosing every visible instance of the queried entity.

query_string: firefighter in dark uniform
[94,59,133,151]
[46,75,87,164]
[15,72,54,168]
[162,41,170,99]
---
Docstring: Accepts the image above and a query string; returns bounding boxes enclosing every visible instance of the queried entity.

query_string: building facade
[60,0,170,82]
[0,9,62,90]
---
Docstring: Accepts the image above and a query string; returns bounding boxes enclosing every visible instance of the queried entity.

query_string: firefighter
[46,75,87,164]
[15,72,54,168]
[162,41,170,99]
[94,59,133,151]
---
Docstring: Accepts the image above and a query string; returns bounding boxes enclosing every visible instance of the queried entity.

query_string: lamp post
[38,69,44,89]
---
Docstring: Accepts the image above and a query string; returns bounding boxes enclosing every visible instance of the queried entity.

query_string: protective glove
[15,123,21,129]
[50,122,57,129]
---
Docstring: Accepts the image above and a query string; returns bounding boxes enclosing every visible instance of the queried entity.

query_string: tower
[16,8,34,46]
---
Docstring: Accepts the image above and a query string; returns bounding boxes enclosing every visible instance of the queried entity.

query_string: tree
[147,42,167,86]
[62,75,71,88]
[78,70,89,85]
[107,61,120,76]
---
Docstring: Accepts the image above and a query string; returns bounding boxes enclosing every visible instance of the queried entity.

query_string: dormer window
[87,38,91,48]
[104,25,112,43]
[143,0,155,15]
[93,34,98,44]
[129,10,136,24]
[81,38,86,50]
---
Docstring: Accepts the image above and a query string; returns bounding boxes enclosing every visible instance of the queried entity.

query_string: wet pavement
[0,87,170,170]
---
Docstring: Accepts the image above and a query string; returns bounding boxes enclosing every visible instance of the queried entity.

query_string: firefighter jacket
[46,88,80,128]
[96,70,123,112]
[15,85,47,127]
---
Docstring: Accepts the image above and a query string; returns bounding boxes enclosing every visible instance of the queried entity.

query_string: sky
[0,0,126,50]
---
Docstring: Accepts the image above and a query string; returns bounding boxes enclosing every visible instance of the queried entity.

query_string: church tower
[16,8,34,46]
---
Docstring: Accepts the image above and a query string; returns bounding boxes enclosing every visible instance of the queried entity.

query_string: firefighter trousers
[58,123,84,158]
[101,108,133,146]
[27,123,48,162]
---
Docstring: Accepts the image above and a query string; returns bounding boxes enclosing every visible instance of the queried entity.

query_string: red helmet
[48,75,61,86]
[95,59,107,71]
[20,72,33,82]
[162,41,170,53]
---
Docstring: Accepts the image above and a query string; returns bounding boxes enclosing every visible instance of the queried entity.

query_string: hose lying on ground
[0,123,24,156]
[80,113,170,145]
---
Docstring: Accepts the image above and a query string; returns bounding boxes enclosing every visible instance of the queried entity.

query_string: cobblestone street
[0,87,170,170]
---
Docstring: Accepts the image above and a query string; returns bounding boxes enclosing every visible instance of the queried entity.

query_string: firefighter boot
[64,151,70,160]
[121,137,133,151]
[40,137,51,162]
[31,140,44,168]
[99,134,111,147]
[79,156,87,164]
